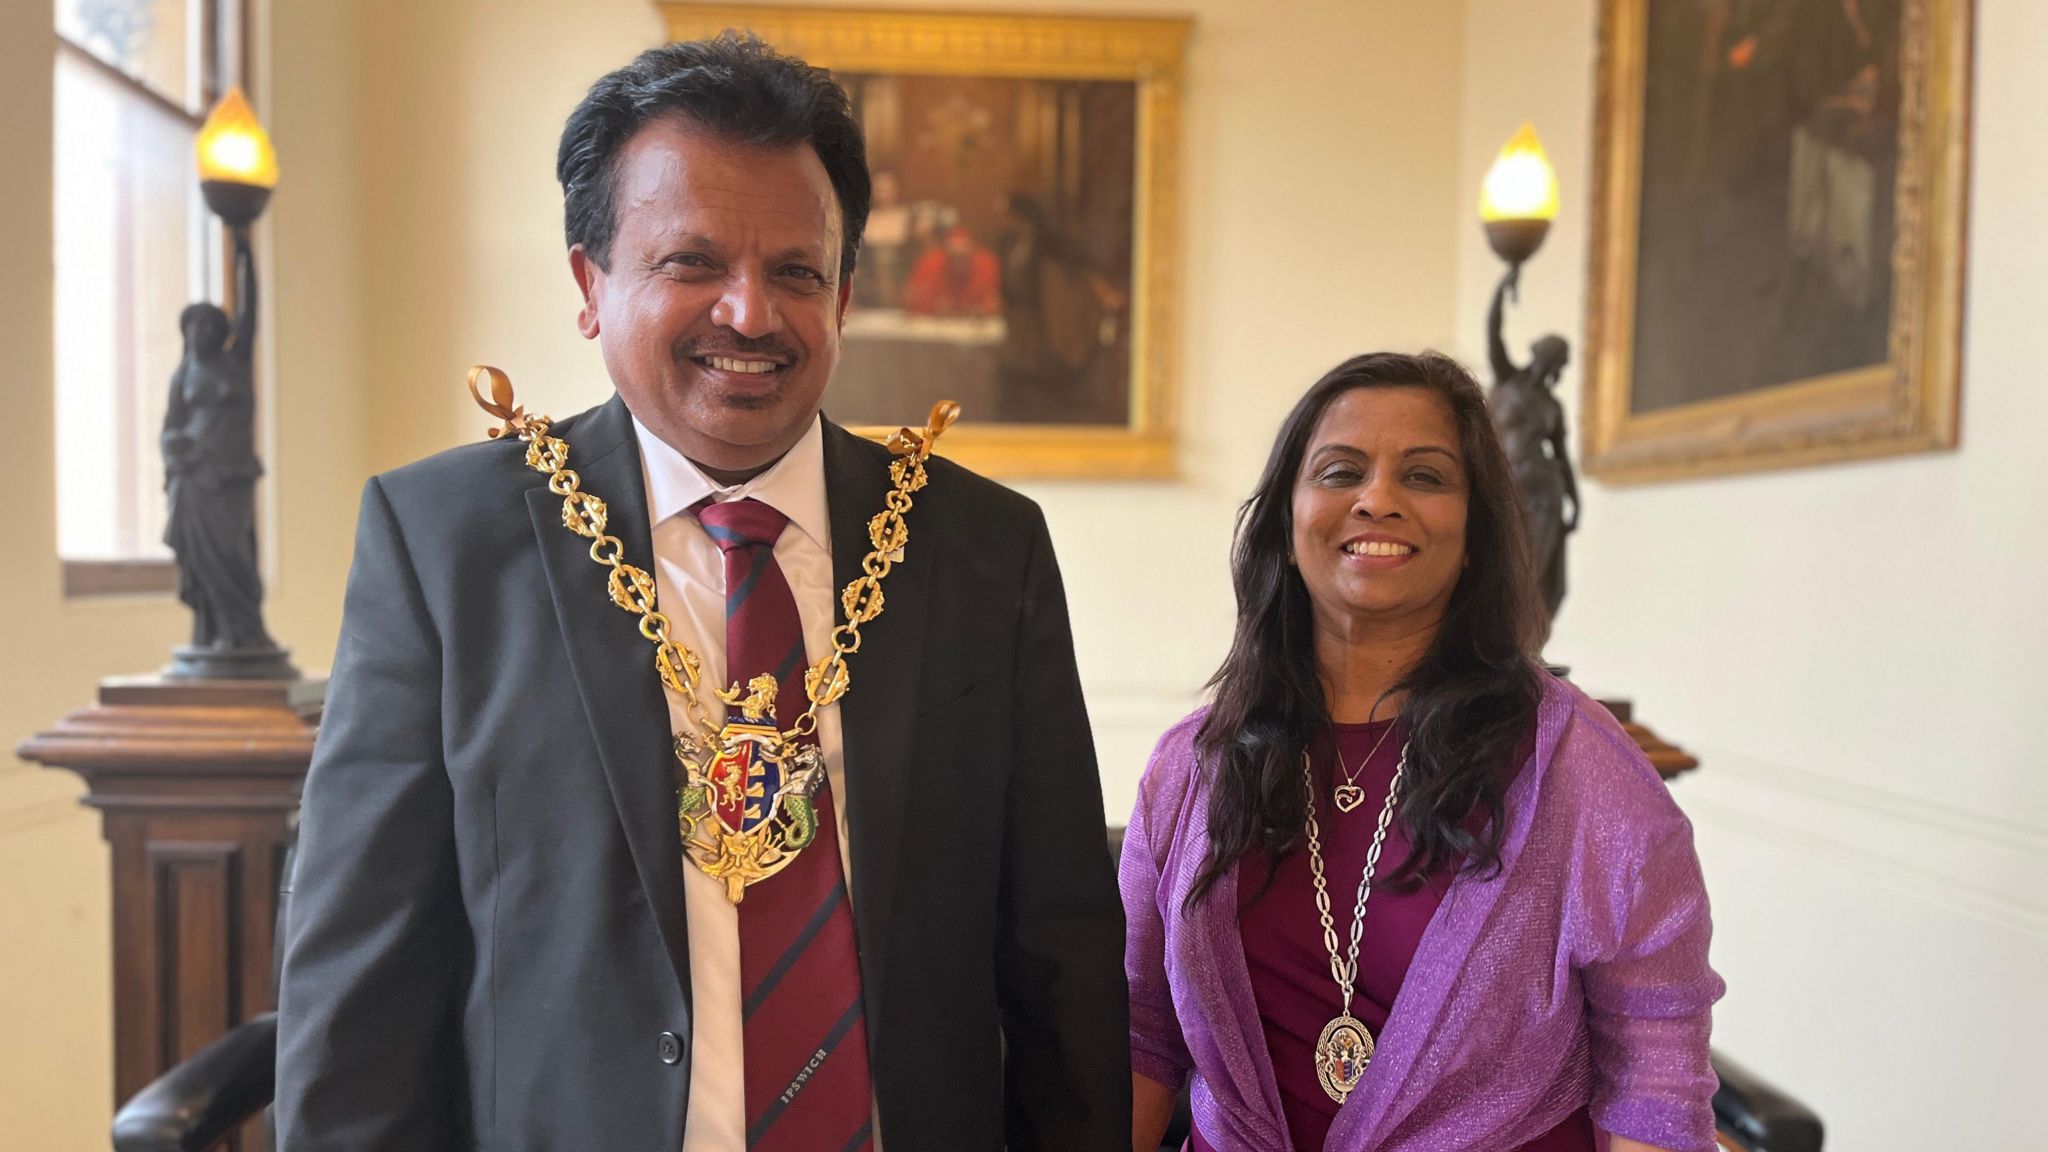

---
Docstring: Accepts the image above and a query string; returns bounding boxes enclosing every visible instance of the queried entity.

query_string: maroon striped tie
[694,497,874,1152]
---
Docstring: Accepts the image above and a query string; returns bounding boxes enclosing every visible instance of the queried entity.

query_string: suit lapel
[822,419,930,1004]
[528,394,693,995]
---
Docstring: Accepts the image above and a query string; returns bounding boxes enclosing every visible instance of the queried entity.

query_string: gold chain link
[468,365,958,747]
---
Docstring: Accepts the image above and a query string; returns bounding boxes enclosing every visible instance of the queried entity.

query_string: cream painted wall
[345,0,1475,820]
[13,0,2042,1145]
[0,0,369,1142]
[1452,1,2048,1147]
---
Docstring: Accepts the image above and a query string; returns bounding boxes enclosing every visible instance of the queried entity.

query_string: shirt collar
[631,410,831,553]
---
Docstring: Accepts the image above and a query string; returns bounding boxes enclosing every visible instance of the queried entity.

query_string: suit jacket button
[658,1031,683,1065]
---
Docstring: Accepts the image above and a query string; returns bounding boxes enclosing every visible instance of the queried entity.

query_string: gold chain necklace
[469,365,958,903]
[1302,743,1406,1104]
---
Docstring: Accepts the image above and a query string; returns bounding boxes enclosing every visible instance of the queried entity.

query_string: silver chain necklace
[1302,741,1407,1104]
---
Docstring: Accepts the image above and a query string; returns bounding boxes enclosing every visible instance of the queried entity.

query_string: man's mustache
[676,334,797,363]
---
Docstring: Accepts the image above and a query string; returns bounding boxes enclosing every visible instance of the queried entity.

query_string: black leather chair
[112,835,1822,1152]
[1710,1053,1825,1152]
[112,1014,277,1152]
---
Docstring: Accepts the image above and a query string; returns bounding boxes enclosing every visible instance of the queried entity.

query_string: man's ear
[569,245,604,340]
[835,271,854,333]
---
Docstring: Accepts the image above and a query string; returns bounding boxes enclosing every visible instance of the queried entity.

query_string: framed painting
[659,3,1191,478]
[1584,0,1972,482]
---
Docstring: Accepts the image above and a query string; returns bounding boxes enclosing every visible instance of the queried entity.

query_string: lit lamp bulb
[1479,123,1558,267]
[196,87,278,227]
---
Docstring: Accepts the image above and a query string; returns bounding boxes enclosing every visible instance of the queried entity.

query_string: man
[276,35,1130,1151]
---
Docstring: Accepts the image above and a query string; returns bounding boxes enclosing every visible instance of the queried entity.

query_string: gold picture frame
[1583,0,1971,483]
[659,3,1191,479]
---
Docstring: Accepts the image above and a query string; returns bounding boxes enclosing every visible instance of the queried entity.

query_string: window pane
[54,48,207,563]
[55,0,203,113]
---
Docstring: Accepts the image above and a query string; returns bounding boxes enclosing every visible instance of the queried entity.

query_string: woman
[1122,353,1720,1152]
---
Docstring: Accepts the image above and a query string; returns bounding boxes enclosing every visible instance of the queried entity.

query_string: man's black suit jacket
[275,394,1131,1150]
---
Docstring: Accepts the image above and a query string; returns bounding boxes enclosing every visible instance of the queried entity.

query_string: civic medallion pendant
[673,674,827,905]
[1314,1013,1374,1104]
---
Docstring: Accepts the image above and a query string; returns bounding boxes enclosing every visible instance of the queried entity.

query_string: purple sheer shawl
[1121,674,1724,1151]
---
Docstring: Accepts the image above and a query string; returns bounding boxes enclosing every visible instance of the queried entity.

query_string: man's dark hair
[557,32,871,280]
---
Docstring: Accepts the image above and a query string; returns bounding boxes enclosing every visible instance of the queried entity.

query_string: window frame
[54,0,251,600]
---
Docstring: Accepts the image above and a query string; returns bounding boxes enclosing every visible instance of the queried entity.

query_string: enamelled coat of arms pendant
[1315,1013,1374,1103]
[673,673,828,904]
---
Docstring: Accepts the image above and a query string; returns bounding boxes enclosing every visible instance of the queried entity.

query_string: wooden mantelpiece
[16,674,324,1149]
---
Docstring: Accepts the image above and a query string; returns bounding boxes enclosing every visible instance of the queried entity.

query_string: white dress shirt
[631,413,872,1151]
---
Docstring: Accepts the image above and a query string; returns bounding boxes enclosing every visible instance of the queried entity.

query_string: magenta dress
[1193,718,1594,1152]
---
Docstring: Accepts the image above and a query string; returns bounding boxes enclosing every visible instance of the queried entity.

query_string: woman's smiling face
[1290,385,1470,632]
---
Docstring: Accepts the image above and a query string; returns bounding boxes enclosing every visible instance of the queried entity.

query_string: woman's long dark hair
[1187,351,1545,909]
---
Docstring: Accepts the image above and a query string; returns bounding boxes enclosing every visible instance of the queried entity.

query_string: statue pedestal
[1596,697,1699,780]
[165,642,300,682]
[16,674,323,1134]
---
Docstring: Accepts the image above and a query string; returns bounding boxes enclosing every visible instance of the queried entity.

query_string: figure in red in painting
[902,225,1001,317]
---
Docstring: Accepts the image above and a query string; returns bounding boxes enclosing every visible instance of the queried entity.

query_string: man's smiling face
[570,118,850,476]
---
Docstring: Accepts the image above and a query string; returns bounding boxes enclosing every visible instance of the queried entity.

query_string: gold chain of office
[467,365,957,747]
[468,365,957,902]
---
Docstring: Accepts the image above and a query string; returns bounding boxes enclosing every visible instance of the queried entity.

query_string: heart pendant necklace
[1331,715,1398,814]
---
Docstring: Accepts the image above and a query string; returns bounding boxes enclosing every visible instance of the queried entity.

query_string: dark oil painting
[1631,0,1902,413]
[828,73,1137,428]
